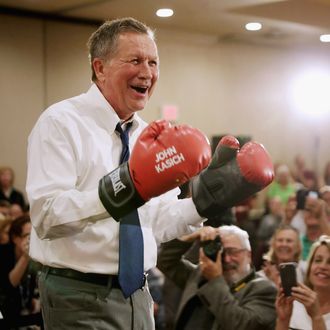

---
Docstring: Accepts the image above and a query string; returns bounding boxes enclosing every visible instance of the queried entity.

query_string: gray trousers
[38,268,155,330]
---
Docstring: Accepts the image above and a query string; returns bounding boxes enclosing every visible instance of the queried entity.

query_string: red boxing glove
[192,135,274,219]
[99,120,211,220]
[130,120,211,200]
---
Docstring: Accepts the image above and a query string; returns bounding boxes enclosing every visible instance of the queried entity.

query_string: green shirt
[267,182,295,205]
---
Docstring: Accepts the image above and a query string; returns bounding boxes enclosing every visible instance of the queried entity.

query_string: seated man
[157,225,277,330]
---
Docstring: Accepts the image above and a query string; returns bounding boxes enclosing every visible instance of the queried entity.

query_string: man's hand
[199,247,222,281]
[182,226,223,281]
[179,226,219,242]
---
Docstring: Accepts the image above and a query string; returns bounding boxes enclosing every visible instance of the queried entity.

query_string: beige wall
[1,13,330,197]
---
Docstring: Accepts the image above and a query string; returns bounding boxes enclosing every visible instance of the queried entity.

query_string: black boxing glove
[192,135,274,218]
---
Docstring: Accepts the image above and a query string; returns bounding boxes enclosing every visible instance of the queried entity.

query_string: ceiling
[1,0,330,47]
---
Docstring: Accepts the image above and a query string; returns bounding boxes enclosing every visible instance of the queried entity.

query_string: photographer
[157,225,277,330]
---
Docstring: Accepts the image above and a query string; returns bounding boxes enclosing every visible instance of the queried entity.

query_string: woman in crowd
[275,235,330,330]
[258,224,304,287]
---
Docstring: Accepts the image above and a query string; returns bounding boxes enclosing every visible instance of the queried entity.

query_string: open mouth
[131,85,148,94]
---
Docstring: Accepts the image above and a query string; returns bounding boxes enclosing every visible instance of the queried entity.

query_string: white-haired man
[157,225,277,330]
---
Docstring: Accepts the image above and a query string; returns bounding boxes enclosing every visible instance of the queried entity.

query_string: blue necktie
[116,122,144,298]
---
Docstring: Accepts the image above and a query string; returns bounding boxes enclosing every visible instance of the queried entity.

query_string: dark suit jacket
[158,239,277,330]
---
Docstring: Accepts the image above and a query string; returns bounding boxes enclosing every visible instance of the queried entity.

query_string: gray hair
[219,225,251,251]
[87,17,155,81]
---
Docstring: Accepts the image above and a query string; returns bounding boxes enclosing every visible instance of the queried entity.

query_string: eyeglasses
[222,248,247,257]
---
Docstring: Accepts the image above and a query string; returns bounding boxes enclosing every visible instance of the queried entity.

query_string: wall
[0,13,329,197]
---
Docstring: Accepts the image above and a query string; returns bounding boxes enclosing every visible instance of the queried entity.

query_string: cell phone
[279,262,297,296]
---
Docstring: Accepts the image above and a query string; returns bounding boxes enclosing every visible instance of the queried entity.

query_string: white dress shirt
[290,300,330,330]
[26,84,203,274]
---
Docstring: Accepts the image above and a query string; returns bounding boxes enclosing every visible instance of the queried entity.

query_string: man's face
[273,229,299,263]
[221,234,251,285]
[94,32,159,120]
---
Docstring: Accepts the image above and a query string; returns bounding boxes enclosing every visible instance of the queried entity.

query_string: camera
[201,235,222,261]
[296,189,318,210]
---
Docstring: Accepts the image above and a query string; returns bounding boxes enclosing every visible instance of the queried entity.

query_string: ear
[92,58,106,82]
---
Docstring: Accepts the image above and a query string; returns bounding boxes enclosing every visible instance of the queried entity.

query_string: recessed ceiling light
[245,22,262,31]
[320,34,330,42]
[156,8,174,18]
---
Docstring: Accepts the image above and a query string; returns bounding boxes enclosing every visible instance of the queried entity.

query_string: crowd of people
[1,16,330,330]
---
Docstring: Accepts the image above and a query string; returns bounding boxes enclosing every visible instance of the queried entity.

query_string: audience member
[0,167,26,211]
[0,215,40,324]
[275,235,330,330]
[158,225,277,330]
[258,224,304,287]
[267,164,296,206]
[301,197,330,261]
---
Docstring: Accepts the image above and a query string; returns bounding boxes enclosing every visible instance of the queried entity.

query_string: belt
[43,266,147,290]
[43,266,121,287]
